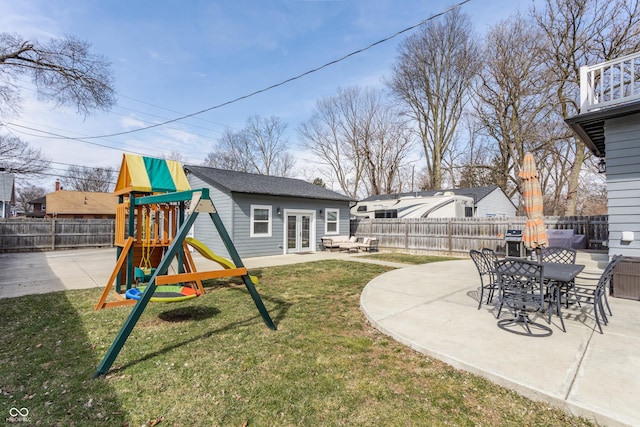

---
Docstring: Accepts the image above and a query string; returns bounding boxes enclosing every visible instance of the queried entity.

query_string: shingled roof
[46,190,116,215]
[360,185,503,203]
[185,165,351,202]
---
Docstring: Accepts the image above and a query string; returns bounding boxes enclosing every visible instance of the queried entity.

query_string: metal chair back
[594,255,623,301]
[566,255,623,333]
[481,247,499,264]
[470,249,497,309]
[496,258,545,313]
[541,246,577,264]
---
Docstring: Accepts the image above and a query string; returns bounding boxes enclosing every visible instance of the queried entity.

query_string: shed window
[325,208,339,234]
[250,205,272,237]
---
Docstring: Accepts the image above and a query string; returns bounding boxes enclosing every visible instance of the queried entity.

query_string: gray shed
[184,165,352,258]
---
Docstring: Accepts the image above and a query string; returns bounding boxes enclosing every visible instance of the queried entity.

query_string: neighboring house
[184,165,352,258]
[43,190,116,219]
[566,51,640,258]
[352,185,516,219]
[0,171,16,218]
[27,196,47,218]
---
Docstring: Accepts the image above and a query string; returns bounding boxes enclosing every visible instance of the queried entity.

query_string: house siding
[187,174,350,258]
[231,194,350,256]
[188,175,234,257]
[475,188,516,217]
[233,194,280,256]
[604,113,640,257]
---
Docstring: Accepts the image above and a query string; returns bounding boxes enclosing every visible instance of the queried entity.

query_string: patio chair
[357,237,379,252]
[495,258,550,336]
[469,249,498,309]
[563,255,623,334]
[541,246,577,307]
[541,246,577,264]
[481,247,499,264]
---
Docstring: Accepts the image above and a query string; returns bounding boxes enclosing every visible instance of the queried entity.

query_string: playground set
[93,154,275,377]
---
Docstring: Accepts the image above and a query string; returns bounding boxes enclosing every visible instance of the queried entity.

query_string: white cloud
[120,116,147,130]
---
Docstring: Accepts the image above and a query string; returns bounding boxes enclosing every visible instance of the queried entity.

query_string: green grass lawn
[0,259,594,426]
[359,252,460,264]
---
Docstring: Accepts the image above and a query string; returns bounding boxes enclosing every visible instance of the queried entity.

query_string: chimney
[55,180,60,191]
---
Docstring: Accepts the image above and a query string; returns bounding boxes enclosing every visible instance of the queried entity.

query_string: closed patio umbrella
[519,152,548,260]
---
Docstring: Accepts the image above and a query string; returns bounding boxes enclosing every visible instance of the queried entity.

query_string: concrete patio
[361,251,640,427]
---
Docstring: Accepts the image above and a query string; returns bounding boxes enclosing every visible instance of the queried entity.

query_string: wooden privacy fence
[0,218,115,252]
[350,216,608,256]
[1,216,609,254]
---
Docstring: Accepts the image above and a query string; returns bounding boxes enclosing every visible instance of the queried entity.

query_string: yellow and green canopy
[114,153,191,196]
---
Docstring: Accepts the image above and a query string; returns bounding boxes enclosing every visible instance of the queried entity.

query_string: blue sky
[0,0,535,189]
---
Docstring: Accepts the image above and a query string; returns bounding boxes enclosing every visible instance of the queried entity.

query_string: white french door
[285,210,314,253]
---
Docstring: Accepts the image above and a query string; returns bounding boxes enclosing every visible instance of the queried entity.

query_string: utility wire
[50,0,472,141]
[3,122,147,154]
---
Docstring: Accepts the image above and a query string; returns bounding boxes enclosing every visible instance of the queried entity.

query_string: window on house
[251,205,272,237]
[465,207,473,217]
[325,208,339,234]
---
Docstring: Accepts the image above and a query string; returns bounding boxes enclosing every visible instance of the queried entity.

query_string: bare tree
[455,116,499,189]
[472,14,554,199]
[204,116,295,176]
[61,165,114,192]
[163,151,187,164]
[532,0,640,214]
[351,88,413,195]
[299,86,412,198]
[388,8,479,189]
[575,164,608,215]
[243,115,295,176]
[311,177,327,188]
[0,33,115,116]
[204,128,253,171]
[298,88,364,198]
[1,32,115,184]
[0,133,50,177]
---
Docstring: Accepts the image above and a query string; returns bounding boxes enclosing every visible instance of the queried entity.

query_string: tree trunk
[565,139,585,215]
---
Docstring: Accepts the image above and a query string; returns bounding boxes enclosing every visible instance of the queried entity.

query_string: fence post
[51,218,56,250]
[111,219,115,248]
[447,218,452,256]
[404,220,409,250]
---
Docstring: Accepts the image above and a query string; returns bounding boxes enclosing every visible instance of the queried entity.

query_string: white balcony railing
[580,51,640,113]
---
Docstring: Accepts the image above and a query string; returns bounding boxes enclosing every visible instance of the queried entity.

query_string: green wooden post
[94,210,200,378]
[177,200,185,274]
[208,209,276,331]
[123,193,137,293]
[115,195,124,293]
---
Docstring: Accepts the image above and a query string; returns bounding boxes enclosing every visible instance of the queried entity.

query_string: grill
[505,229,525,257]
[505,229,523,242]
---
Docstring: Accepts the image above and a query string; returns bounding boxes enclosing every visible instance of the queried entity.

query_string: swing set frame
[93,187,276,377]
